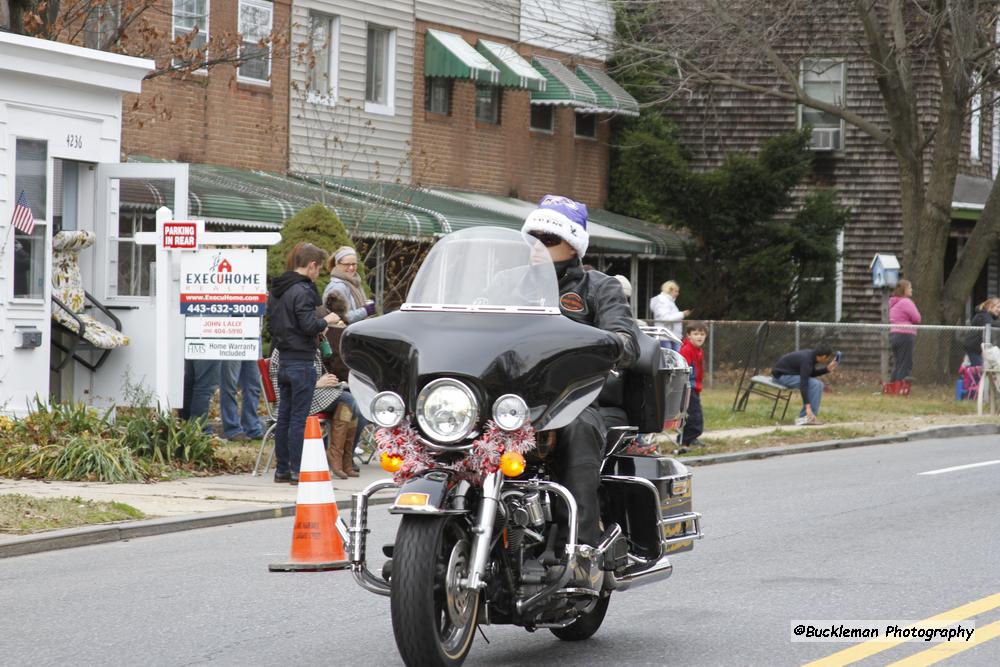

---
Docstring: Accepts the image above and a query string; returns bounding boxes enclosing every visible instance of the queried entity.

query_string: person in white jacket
[649,280,690,348]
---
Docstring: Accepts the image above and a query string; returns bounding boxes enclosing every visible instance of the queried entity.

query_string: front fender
[388,470,473,515]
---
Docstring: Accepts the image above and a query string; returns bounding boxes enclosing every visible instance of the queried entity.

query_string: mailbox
[870,253,900,289]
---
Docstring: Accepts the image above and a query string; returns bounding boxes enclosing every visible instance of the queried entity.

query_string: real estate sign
[181,248,267,360]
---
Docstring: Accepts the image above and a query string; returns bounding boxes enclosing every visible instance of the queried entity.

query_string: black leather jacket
[267,271,327,361]
[556,261,640,368]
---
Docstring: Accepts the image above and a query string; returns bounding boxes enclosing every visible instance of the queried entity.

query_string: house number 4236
[66,134,83,149]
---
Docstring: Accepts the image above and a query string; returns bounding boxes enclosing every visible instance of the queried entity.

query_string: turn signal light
[499,451,526,477]
[380,452,404,473]
[395,492,430,507]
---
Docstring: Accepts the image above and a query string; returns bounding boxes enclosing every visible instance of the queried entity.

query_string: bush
[267,203,364,297]
[117,409,216,468]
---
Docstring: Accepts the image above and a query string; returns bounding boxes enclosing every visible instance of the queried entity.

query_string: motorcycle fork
[463,471,503,591]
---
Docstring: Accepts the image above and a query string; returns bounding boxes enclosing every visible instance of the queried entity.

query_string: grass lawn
[672,383,989,455]
[0,494,145,535]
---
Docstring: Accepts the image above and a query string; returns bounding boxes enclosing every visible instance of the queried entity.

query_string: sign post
[135,206,280,410]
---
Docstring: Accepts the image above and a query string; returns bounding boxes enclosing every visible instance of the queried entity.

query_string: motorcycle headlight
[416,379,479,443]
[371,391,405,428]
[492,394,528,431]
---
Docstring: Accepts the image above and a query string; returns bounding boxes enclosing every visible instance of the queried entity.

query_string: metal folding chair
[252,357,331,476]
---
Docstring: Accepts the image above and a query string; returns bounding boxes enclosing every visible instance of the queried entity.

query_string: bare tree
[508,0,1000,326]
[2,0,286,80]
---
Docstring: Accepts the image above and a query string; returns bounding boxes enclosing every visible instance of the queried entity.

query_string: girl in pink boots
[886,279,921,395]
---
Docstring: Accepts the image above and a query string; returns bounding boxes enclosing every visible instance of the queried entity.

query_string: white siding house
[289,0,416,183]
[519,0,613,60]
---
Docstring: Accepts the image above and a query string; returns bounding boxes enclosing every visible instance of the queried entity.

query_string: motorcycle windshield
[403,227,561,313]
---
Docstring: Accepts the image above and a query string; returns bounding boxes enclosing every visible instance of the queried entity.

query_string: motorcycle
[339,227,702,667]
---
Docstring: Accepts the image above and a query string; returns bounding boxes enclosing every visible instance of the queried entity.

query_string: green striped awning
[424,29,499,84]
[475,39,546,92]
[530,56,597,107]
[575,65,640,117]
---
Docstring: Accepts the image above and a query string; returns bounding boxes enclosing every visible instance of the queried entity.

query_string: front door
[73,162,189,410]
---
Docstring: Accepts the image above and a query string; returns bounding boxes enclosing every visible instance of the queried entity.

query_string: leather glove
[364,301,377,316]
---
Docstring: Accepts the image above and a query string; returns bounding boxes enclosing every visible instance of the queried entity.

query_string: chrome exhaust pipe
[608,555,674,591]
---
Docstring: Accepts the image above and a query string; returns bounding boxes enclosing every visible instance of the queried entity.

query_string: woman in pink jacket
[888,279,921,390]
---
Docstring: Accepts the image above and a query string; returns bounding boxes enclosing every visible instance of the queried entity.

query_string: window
[799,58,845,151]
[307,12,339,102]
[13,138,48,300]
[172,0,209,69]
[530,105,554,132]
[475,85,501,124]
[114,210,157,297]
[238,0,273,84]
[575,112,596,138]
[84,1,122,50]
[424,78,451,115]
[365,25,396,113]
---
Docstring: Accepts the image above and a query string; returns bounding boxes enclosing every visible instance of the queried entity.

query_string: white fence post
[707,320,715,388]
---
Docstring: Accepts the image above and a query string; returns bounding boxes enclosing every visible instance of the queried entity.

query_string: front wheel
[550,595,610,641]
[390,515,480,667]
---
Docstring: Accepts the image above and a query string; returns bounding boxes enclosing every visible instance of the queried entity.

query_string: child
[679,321,707,450]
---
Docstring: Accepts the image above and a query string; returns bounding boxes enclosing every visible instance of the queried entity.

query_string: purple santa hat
[521,194,590,258]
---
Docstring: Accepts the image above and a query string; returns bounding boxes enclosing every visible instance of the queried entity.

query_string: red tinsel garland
[374,418,536,483]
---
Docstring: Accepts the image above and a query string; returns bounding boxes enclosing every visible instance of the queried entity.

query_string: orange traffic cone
[269,416,351,572]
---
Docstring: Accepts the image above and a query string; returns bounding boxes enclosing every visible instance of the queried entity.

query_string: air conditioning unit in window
[810,127,841,151]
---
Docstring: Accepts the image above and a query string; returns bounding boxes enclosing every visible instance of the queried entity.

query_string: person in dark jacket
[771,345,838,426]
[521,195,640,550]
[267,242,340,484]
[964,297,1000,366]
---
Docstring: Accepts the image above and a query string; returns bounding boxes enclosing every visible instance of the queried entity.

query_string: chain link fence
[643,320,998,389]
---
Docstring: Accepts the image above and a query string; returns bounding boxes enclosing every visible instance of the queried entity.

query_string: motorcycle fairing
[342,310,619,429]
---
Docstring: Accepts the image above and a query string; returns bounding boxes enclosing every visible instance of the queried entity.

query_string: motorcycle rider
[521,195,641,549]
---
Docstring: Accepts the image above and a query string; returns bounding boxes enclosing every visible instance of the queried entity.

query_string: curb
[680,422,1000,466]
[0,495,393,560]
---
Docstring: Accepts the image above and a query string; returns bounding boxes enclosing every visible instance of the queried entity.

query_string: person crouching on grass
[679,322,707,452]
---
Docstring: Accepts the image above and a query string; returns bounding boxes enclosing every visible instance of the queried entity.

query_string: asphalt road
[2,435,999,667]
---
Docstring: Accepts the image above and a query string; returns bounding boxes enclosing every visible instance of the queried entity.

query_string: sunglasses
[529,232,563,248]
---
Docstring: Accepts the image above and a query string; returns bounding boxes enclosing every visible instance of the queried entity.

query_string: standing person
[888,279,921,393]
[963,297,1000,367]
[323,246,376,324]
[771,344,839,425]
[322,291,369,474]
[185,360,221,434]
[267,242,341,484]
[219,359,263,441]
[649,281,691,350]
[521,194,641,554]
[679,322,708,451]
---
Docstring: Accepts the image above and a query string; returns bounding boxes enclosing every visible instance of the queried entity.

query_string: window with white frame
[112,209,157,297]
[475,85,501,124]
[575,112,596,138]
[85,0,123,50]
[425,78,452,115]
[365,25,396,113]
[13,138,48,301]
[531,105,554,132]
[172,0,209,69]
[238,0,273,84]
[799,58,846,151]
[307,11,339,102]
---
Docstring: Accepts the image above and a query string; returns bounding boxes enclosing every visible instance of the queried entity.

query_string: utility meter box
[870,253,900,289]
[14,327,42,349]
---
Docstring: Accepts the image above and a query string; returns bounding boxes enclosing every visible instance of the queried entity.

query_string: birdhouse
[870,253,900,289]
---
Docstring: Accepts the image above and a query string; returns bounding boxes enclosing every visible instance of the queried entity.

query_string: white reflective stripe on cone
[296,481,337,505]
[300,437,328,472]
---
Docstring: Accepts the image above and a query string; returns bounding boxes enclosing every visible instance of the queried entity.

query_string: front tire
[550,595,610,641]
[390,515,480,667]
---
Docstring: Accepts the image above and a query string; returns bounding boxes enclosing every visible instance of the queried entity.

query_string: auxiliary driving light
[492,394,528,431]
[371,391,405,428]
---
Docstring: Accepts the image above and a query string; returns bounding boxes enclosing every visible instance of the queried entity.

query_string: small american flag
[11,190,35,235]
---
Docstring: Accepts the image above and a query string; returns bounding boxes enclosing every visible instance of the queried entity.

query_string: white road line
[918,460,1000,476]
